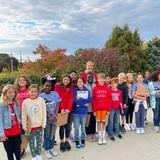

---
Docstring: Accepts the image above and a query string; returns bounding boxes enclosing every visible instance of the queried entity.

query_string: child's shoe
[81,140,85,147]
[75,141,81,148]
[36,155,43,160]
[140,128,145,134]
[136,128,141,134]
[65,141,71,151]
[118,134,122,139]
[102,130,107,144]
[125,124,131,131]
[154,126,159,133]
[32,157,38,160]
[60,142,65,152]
[50,148,58,157]
[44,150,52,159]
[110,136,116,141]
[130,124,136,130]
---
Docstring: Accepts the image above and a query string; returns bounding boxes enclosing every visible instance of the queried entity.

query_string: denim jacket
[0,102,21,137]
[148,81,156,109]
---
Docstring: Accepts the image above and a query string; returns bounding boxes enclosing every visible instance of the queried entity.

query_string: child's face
[105,77,110,84]
[70,72,77,81]
[6,88,16,100]
[137,75,144,83]
[111,82,118,89]
[62,77,70,86]
[87,74,93,83]
[29,88,38,99]
[86,63,94,72]
[44,82,52,93]
[18,77,27,88]
[127,75,133,83]
[98,77,105,85]
[77,79,84,89]
[118,76,125,83]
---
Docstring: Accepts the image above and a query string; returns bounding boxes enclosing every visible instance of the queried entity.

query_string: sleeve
[123,85,128,105]
[41,98,46,128]
[0,104,5,137]
[67,88,74,112]
[55,92,61,103]
[80,72,86,84]
[148,83,157,96]
[131,83,137,93]
[92,88,96,112]
[119,91,123,109]
[22,101,27,131]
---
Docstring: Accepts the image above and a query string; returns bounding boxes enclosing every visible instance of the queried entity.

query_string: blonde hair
[86,61,94,66]
[118,72,126,78]
[14,75,31,91]
[97,73,105,79]
[0,84,19,107]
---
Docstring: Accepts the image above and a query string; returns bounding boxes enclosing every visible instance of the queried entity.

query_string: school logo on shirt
[112,93,120,101]
[30,105,39,117]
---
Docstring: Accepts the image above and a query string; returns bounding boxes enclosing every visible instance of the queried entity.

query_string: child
[117,73,128,133]
[92,73,111,145]
[0,84,21,160]
[54,74,73,152]
[39,80,61,159]
[22,84,46,160]
[14,75,31,157]
[73,78,91,148]
[132,74,149,134]
[108,78,123,141]
[126,73,135,131]
[85,72,96,142]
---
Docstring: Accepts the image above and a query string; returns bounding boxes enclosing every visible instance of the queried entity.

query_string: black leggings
[126,98,134,124]
[86,112,96,135]
[3,134,21,160]
[59,113,72,140]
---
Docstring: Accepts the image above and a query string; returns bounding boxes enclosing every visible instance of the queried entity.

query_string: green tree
[105,24,145,72]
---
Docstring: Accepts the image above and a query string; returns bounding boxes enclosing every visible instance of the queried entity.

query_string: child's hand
[77,95,81,100]
[61,109,65,113]
[93,112,96,116]
[65,109,70,113]
[0,136,7,142]
[85,103,89,107]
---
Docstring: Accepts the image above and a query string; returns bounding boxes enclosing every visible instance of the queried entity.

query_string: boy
[117,73,128,132]
[108,78,123,141]
[92,73,111,145]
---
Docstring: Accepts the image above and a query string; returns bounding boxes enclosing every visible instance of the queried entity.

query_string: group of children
[0,60,160,160]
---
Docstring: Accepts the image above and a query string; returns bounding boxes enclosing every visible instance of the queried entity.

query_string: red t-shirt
[110,89,123,110]
[4,103,21,136]
[17,89,29,112]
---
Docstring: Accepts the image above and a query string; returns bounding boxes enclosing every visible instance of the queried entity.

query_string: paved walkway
[1,108,160,160]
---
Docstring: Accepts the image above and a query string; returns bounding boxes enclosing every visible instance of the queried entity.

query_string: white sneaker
[130,124,136,130]
[98,131,103,145]
[32,157,38,160]
[154,126,159,133]
[50,148,58,157]
[102,130,107,145]
[140,128,145,134]
[44,150,52,159]
[136,128,141,134]
[125,124,131,131]
[37,155,43,160]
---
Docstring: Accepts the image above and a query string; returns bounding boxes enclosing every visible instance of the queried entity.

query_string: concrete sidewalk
[1,108,160,160]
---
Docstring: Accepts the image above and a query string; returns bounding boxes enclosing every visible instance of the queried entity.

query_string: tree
[105,24,145,72]
[0,54,19,72]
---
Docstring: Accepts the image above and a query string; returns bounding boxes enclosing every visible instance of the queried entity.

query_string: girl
[22,84,46,160]
[85,72,96,142]
[0,84,21,160]
[14,75,31,156]
[54,74,73,152]
[73,78,91,148]
[132,74,149,134]
[126,73,135,131]
[39,80,61,159]
[148,71,160,132]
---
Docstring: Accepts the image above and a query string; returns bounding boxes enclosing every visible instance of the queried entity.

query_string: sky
[0,0,160,61]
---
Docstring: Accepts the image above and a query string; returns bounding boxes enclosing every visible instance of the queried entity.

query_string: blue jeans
[73,114,86,142]
[135,104,145,128]
[43,121,57,151]
[108,110,120,137]
[154,98,160,126]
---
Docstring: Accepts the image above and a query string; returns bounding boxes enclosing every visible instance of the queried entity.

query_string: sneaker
[110,137,115,141]
[75,141,81,148]
[50,148,58,157]
[32,157,38,160]
[102,137,107,144]
[140,128,145,134]
[60,142,65,152]
[81,140,85,147]
[36,155,43,160]
[65,141,71,151]
[44,150,52,159]
[98,136,103,145]
[20,149,25,157]
[136,128,141,134]
[125,124,131,131]
[154,126,159,133]
[121,125,126,133]
[130,124,136,130]
[117,134,122,139]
